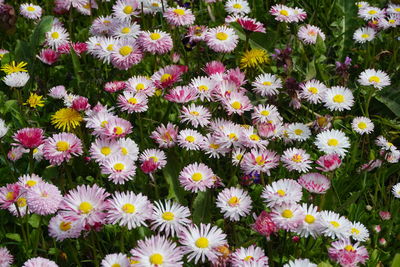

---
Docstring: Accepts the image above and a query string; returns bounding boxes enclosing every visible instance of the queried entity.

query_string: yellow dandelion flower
[51,108,83,132]
[23,93,45,108]
[240,49,270,69]
[1,61,28,75]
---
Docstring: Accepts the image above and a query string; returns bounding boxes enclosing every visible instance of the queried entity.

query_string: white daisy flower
[351,117,374,135]
[251,104,281,124]
[349,221,369,242]
[252,73,282,97]
[177,129,204,151]
[112,0,138,22]
[299,79,327,104]
[20,3,42,20]
[358,6,384,21]
[231,245,268,267]
[261,178,303,207]
[101,253,130,267]
[315,129,350,157]
[271,203,305,231]
[287,123,311,141]
[297,24,325,45]
[190,76,215,101]
[117,137,139,161]
[216,187,252,221]
[3,72,30,88]
[232,148,247,166]
[358,69,391,90]
[281,148,312,173]
[284,258,317,267]
[46,25,70,49]
[320,210,352,240]
[225,0,251,15]
[296,204,324,238]
[392,183,400,198]
[353,27,375,43]
[111,21,141,39]
[200,134,230,159]
[180,104,212,128]
[323,86,354,111]
[375,135,397,152]
[0,118,9,138]
[387,3,400,16]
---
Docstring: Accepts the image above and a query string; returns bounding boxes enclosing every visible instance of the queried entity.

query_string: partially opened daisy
[46,25,69,49]
[252,73,282,97]
[261,178,303,207]
[281,148,312,173]
[353,27,375,43]
[179,163,214,192]
[22,257,58,267]
[216,187,252,221]
[3,72,30,88]
[101,155,136,184]
[130,235,184,266]
[107,191,153,229]
[180,104,212,128]
[299,79,327,104]
[163,7,195,26]
[150,200,191,237]
[101,253,130,267]
[179,223,227,264]
[328,240,369,267]
[205,26,239,53]
[315,129,350,157]
[351,117,374,135]
[20,3,42,20]
[297,25,325,44]
[320,210,351,239]
[271,203,305,231]
[230,245,268,267]
[358,69,391,90]
[298,173,331,194]
[43,133,83,166]
[323,86,354,111]
[225,0,250,15]
[287,123,311,141]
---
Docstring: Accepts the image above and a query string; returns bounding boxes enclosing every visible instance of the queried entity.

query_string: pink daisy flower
[281,148,312,173]
[7,146,27,161]
[241,148,280,175]
[48,85,67,99]
[111,39,143,70]
[297,24,326,44]
[139,30,173,54]
[316,154,342,172]
[43,133,83,166]
[101,155,136,184]
[89,138,119,163]
[177,129,204,150]
[328,240,369,267]
[104,81,126,93]
[180,104,212,128]
[38,48,59,65]
[251,210,278,239]
[152,64,188,89]
[221,92,253,115]
[112,0,139,22]
[101,253,130,267]
[101,117,132,139]
[60,184,110,229]
[150,123,179,148]
[165,86,198,103]
[0,183,22,209]
[125,76,155,96]
[179,162,214,192]
[89,15,114,36]
[17,174,43,188]
[0,247,13,267]
[22,257,58,267]
[230,245,268,267]
[237,17,266,33]
[216,187,252,221]
[271,203,305,231]
[139,148,167,173]
[239,126,268,149]
[261,179,303,207]
[200,134,230,159]
[298,173,331,194]
[117,91,149,113]
[48,214,83,241]
[203,61,226,75]
[27,182,62,215]
[163,7,195,26]
[205,26,239,53]
[12,128,44,149]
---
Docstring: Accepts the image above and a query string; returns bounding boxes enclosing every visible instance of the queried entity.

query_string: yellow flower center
[123,5,133,14]
[161,74,172,82]
[27,6,36,12]
[5,192,14,201]
[101,120,108,127]
[103,20,111,24]
[231,101,242,110]
[111,264,121,267]
[361,33,370,39]
[122,203,135,213]
[119,46,133,56]
[162,211,175,221]
[294,129,303,135]
[216,32,228,41]
[51,32,59,39]
[249,134,260,141]
[344,245,354,251]
[107,44,114,51]
[56,141,70,152]
[121,27,131,34]
[389,19,396,24]
[233,3,242,9]
[128,97,137,104]
[198,85,208,91]
[136,83,145,90]
[277,189,286,196]
[244,256,253,261]
[209,143,220,149]
[79,202,93,214]
[327,138,339,147]
[59,221,72,231]
[192,172,203,181]
[280,10,289,16]
[149,253,163,265]
[330,221,340,228]
[351,228,360,235]
[228,196,240,206]
[260,110,270,116]
[101,146,111,156]
[291,154,303,162]
[236,154,243,160]
[195,237,209,248]
[173,8,185,15]
[17,197,27,207]
[387,142,394,147]
[368,10,377,15]
[368,76,380,83]
[228,133,237,140]
[358,122,367,129]
[308,87,318,94]
[121,147,128,155]
[305,214,315,224]
[150,33,161,40]
[333,94,344,103]
[152,3,160,7]
[263,81,272,86]
[114,126,124,135]
[114,163,125,171]
[281,209,293,218]
[26,180,37,187]
[255,155,265,165]
[190,111,199,116]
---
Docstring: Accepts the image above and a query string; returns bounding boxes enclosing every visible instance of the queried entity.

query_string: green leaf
[392,253,400,267]
[315,35,326,55]
[15,40,32,63]
[192,191,212,224]
[6,233,22,242]
[306,60,316,80]
[376,86,400,117]
[30,16,54,50]
[317,262,333,267]
[337,0,358,59]
[163,152,187,205]
[28,214,41,228]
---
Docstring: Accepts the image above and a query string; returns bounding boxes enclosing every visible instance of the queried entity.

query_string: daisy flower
[232,148,247,166]
[130,235,184,266]
[0,247,13,267]
[239,126,268,149]
[150,200,191,237]
[200,134,230,159]
[90,15,114,36]
[271,203,305,231]
[230,245,268,267]
[22,257,58,267]
[117,137,139,161]
[17,174,43,188]
[241,148,280,175]
[281,148,312,173]
[297,25,325,44]
[12,127,44,149]
[112,0,138,22]
[299,79,327,104]
[349,221,369,242]
[328,240,369,267]
[190,76,215,101]
[296,204,323,238]
[111,40,143,70]
[163,7,195,26]
[152,64,188,89]
[125,76,155,96]
[101,155,136,184]
[48,214,83,241]
[180,104,212,128]
[323,86,354,111]
[117,91,148,113]
[0,118,9,138]
[221,92,252,116]
[101,117,132,139]
[89,138,119,163]
[252,73,282,97]
[60,184,109,228]
[20,3,42,20]
[27,182,62,215]
[205,26,239,53]
[187,25,208,42]
[139,148,167,172]
[150,123,179,148]
[179,223,227,264]
[358,69,391,90]
[216,187,252,221]
[315,129,350,157]
[287,123,311,141]
[351,117,374,135]
[283,259,316,267]
[392,183,400,198]
[48,85,67,99]
[298,173,331,194]
[164,86,198,103]
[269,4,294,22]
[316,153,342,172]
[179,162,215,193]
[261,179,303,207]
[375,135,397,152]
[101,253,130,267]
[320,211,351,239]
[51,108,83,132]
[236,17,266,33]
[177,129,204,150]
[139,30,173,54]
[388,3,400,15]
[3,72,30,87]
[225,0,250,14]
[358,6,384,21]
[111,21,141,39]
[251,104,281,124]
[46,25,69,49]
[356,2,370,9]
[107,191,153,230]
[353,27,375,43]
[43,133,83,166]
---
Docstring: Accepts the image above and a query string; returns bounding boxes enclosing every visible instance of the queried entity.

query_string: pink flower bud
[72,96,90,111]
[379,211,391,220]
[316,154,342,172]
